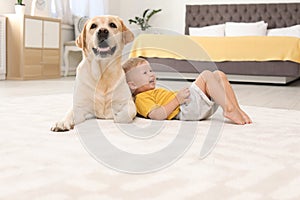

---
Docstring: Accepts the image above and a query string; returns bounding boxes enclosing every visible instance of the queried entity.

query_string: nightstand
[63,41,82,76]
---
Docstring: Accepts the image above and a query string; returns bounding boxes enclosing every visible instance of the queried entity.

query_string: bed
[130,3,300,84]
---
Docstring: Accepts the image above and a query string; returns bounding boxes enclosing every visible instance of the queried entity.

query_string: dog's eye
[109,22,117,28]
[90,23,97,29]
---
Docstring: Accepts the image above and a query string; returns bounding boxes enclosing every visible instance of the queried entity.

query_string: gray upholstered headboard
[185,3,300,34]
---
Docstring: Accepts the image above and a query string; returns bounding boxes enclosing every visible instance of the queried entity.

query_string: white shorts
[176,82,218,121]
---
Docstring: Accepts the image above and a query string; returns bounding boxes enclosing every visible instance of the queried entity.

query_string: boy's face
[126,61,156,93]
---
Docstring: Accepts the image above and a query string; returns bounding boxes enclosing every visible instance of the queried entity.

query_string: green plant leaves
[128,8,162,31]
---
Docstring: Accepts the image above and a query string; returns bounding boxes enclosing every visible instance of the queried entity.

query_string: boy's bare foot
[223,107,246,125]
[239,109,252,124]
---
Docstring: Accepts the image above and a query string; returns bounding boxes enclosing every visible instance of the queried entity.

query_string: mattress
[130,34,300,63]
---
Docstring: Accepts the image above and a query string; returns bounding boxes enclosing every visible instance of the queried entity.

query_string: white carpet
[1,93,300,200]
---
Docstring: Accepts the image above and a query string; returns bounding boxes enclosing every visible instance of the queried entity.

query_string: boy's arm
[148,97,179,120]
[148,88,190,120]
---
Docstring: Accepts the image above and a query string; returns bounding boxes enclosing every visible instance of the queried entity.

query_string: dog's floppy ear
[76,21,88,52]
[119,18,134,45]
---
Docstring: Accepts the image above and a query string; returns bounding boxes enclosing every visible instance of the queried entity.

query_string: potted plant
[129,9,162,31]
[15,0,26,15]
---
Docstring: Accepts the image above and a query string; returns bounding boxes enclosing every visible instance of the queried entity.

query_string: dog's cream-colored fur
[51,16,136,132]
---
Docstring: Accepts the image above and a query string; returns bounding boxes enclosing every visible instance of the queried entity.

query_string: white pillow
[189,24,225,37]
[267,25,300,38]
[225,21,268,36]
[73,15,89,39]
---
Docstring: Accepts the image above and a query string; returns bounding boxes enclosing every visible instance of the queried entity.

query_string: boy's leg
[194,70,248,125]
[213,71,252,123]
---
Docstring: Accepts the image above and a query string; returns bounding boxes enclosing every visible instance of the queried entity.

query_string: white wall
[115,0,300,34]
[118,0,182,33]
[2,0,300,34]
[0,0,33,15]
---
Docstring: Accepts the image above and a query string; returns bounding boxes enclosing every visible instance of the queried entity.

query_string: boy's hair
[122,57,148,73]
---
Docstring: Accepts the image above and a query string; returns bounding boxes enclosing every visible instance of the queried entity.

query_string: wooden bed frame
[146,3,300,84]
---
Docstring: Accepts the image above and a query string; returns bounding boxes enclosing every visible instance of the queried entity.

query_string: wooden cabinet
[6,15,61,80]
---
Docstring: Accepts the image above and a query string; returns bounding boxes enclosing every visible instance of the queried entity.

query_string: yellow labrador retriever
[51,16,136,132]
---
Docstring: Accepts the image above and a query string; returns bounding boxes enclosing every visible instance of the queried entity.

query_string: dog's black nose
[97,28,109,40]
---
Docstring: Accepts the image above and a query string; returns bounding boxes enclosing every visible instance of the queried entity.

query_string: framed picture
[31,0,51,17]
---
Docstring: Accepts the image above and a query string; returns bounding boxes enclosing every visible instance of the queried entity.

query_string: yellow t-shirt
[135,88,180,120]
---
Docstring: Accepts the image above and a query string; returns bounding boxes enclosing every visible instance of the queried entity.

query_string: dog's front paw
[51,120,74,132]
[114,116,134,123]
[114,108,136,123]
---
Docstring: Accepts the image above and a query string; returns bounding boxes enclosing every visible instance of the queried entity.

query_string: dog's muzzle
[92,28,117,57]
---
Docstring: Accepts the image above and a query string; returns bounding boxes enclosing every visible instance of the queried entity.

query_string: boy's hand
[176,88,190,105]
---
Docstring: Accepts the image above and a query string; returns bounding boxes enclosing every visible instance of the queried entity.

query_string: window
[51,0,107,24]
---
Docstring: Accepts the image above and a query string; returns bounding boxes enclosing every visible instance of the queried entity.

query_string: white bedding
[1,93,300,199]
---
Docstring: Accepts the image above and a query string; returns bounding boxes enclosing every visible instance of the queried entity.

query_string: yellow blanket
[130,34,300,63]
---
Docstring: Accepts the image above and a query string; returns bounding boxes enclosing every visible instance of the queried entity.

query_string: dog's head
[76,15,134,59]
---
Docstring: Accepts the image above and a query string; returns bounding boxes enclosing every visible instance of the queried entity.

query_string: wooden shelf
[6,14,61,80]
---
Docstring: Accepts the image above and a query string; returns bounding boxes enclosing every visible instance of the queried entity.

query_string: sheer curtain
[51,0,108,25]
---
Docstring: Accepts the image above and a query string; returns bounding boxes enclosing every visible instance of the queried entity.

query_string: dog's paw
[114,110,136,123]
[114,116,134,124]
[51,120,74,132]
